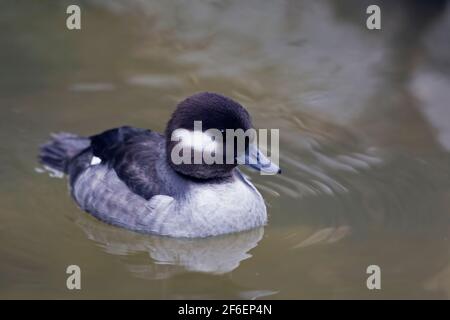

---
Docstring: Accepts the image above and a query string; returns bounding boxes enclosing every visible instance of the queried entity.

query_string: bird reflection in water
[74,212,265,279]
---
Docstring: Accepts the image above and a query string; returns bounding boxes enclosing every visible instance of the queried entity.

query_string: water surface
[1,0,450,299]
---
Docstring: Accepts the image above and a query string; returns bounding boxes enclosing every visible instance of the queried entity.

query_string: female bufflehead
[39,92,280,238]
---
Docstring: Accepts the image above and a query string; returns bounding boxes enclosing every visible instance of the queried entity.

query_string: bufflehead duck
[39,92,280,238]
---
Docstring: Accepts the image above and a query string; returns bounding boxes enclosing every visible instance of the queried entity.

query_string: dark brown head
[165,92,279,180]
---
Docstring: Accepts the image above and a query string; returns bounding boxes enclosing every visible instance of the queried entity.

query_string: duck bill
[237,143,281,175]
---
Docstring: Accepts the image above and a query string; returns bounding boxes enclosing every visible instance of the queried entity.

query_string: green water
[1,0,450,299]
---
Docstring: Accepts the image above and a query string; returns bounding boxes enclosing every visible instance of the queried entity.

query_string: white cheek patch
[90,156,102,165]
[172,129,220,154]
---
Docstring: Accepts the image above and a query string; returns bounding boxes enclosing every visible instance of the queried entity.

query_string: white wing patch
[90,156,102,165]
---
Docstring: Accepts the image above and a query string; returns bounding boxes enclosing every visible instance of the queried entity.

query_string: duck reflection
[74,212,264,279]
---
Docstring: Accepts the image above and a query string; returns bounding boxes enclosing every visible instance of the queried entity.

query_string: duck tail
[39,132,90,173]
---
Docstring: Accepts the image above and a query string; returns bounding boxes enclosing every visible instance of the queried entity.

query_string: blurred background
[1,0,450,299]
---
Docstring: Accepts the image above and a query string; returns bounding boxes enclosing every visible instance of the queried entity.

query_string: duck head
[166,92,280,180]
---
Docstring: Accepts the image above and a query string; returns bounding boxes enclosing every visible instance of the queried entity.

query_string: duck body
[68,127,266,237]
[40,93,277,238]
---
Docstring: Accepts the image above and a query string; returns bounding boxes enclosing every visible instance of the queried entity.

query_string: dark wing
[112,132,166,200]
[90,126,148,162]
[68,126,149,187]
[89,126,166,200]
